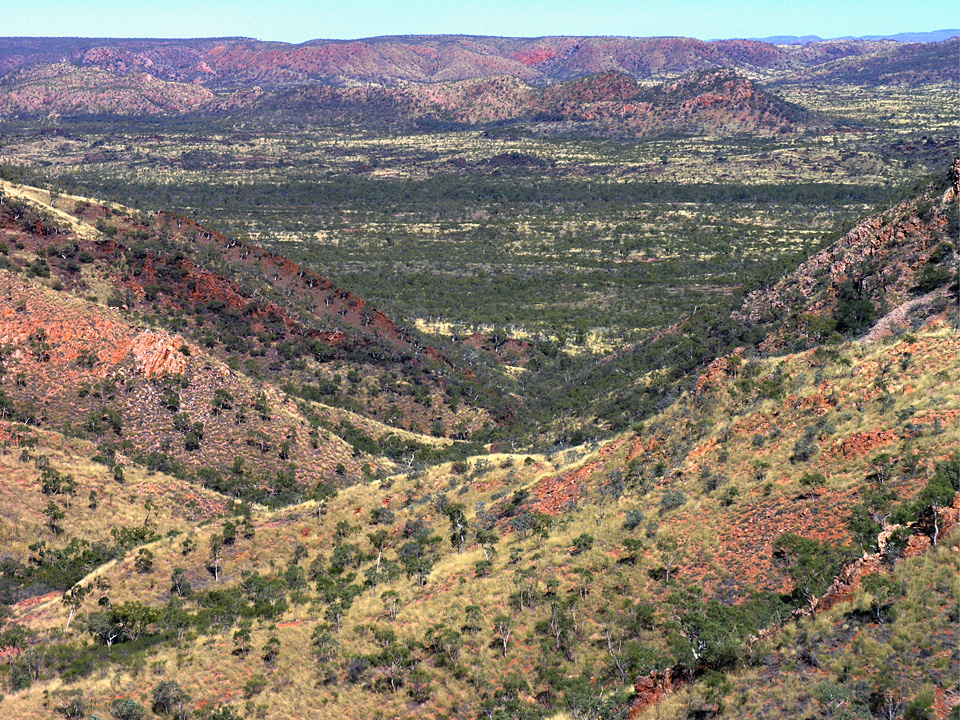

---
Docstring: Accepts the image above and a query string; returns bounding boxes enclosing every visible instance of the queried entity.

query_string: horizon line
[0,28,956,45]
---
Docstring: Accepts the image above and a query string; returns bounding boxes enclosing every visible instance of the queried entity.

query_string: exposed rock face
[0,272,370,484]
[839,429,899,457]
[816,495,960,613]
[528,435,629,515]
[0,63,215,116]
[695,349,745,394]
[733,180,958,352]
[0,183,491,435]
[129,332,192,378]
[461,332,538,366]
[0,45,822,137]
[628,667,692,718]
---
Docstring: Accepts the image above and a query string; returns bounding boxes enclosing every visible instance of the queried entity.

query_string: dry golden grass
[2,310,956,719]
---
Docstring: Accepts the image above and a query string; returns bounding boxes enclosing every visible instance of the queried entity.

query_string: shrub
[207,708,244,720]
[370,507,395,525]
[834,295,875,335]
[798,471,826,487]
[913,265,956,294]
[570,534,594,555]
[790,425,820,463]
[904,688,936,720]
[210,705,243,720]
[346,657,369,683]
[719,486,740,506]
[109,699,145,720]
[622,508,645,531]
[134,549,154,574]
[475,559,493,577]
[243,674,267,698]
[55,689,88,718]
[659,489,687,514]
[772,533,855,605]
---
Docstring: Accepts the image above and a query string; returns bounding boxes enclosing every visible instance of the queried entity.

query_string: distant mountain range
[0,33,955,134]
[749,29,959,44]
[0,33,957,89]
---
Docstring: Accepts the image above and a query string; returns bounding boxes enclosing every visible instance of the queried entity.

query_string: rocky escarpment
[625,495,960,719]
[733,161,959,351]
[0,272,371,486]
[0,63,215,116]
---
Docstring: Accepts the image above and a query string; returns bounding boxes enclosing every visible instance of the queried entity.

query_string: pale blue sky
[4,0,957,43]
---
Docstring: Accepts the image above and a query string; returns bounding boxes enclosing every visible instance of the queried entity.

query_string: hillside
[0,157,954,720]
[228,68,822,137]
[0,265,955,720]
[0,180,499,439]
[0,28,956,718]
[734,159,960,352]
[0,63,215,117]
[538,161,959,435]
[0,62,823,139]
[779,37,960,85]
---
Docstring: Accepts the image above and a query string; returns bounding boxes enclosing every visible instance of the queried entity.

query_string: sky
[4,0,957,43]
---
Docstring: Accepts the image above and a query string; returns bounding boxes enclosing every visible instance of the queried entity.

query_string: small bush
[55,689,88,718]
[109,699,145,720]
[659,489,687,514]
[243,674,267,698]
[719,486,740,506]
[798,471,826,487]
[622,509,645,531]
[790,426,820,463]
[570,534,595,555]
[346,657,369,683]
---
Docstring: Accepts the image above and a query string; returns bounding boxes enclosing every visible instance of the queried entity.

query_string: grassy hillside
[0,206,955,717]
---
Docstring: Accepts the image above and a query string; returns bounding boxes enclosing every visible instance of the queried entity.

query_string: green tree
[656,534,683,583]
[444,503,469,553]
[493,614,512,657]
[171,567,193,598]
[44,500,65,535]
[134,548,154,574]
[772,533,854,606]
[475,527,499,559]
[212,388,234,417]
[861,574,902,624]
[152,679,191,719]
[210,534,224,582]
[262,635,281,668]
[61,582,91,632]
[233,621,252,658]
